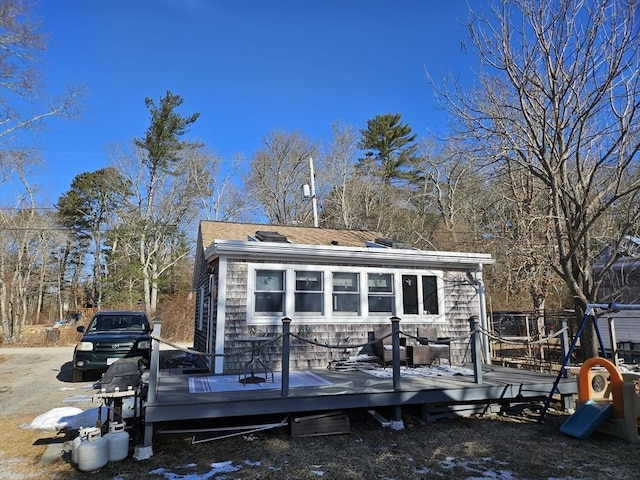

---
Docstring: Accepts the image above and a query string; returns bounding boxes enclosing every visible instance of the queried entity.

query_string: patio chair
[372,330,408,367]
[411,326,451,366]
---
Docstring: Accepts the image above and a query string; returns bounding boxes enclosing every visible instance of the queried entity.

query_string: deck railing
[145,315,487,406]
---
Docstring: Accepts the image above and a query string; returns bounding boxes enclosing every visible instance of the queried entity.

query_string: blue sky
[5,0,477,205]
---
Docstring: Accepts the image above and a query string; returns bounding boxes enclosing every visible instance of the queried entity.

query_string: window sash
[367,273,394,314]
[332,272,360,314]
[402,274,419,315]
[295,270,323,313]
[254,270,285,314]
[422,275,439,315]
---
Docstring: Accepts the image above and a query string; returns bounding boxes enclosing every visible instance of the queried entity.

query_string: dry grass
[4,406,640,480]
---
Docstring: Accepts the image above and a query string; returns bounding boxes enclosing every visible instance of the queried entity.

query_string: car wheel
[72,367,84,383]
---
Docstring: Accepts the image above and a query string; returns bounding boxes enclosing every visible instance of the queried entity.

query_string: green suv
[72,311,152,382]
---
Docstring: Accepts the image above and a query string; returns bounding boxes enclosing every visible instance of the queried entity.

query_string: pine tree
[357,113,418,185]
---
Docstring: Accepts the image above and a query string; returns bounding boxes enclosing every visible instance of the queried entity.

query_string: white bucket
[105,422,129,462]
[77,429,108,472]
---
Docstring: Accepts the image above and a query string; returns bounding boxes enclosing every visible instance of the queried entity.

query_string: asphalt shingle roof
[199,221,384,249]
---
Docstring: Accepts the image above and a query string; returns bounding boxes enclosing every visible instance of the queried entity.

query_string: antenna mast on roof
[302,157,319,228]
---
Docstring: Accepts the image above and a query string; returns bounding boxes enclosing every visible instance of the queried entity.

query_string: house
[594,235,640,305]
[192,221,495,373]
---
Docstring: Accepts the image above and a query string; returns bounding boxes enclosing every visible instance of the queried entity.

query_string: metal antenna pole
[309,157,319,228]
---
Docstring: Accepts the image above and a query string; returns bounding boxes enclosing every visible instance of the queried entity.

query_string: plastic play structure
[560,356,640,441]
[541,303,640,442]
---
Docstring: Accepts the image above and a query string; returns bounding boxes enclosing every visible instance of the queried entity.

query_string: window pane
[296,271,322,291]
[333,272,359,292]
[333,293,359,313]
[368,295,394,313]
[256,270,284,291]
[422,275,439,314]
[368,273,393,292]
[295,293,323,312]
[255,293,284,313]
[402,274,418,315]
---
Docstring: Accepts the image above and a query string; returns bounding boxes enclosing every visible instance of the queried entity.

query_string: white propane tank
[105,422,129,462]
[77,428,109,472]
[71,426,93,465]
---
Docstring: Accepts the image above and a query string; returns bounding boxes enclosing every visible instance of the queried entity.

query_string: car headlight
[137,340,150,350]
[77,341,94,351]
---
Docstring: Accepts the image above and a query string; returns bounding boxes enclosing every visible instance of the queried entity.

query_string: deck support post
[281,317,291,397]
[469,316,483,384]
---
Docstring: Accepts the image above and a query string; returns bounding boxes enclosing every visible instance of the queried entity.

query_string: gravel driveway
[0,346,97,419]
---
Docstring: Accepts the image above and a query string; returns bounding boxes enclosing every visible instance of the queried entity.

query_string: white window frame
[294,269,325,315]
[367,272,396,316]
[246,263,445,325]
[332,271,361,315]
[253,269,286,315]
[401,273,441,317]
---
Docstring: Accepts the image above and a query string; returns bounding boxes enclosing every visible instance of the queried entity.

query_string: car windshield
[88,315,148,332]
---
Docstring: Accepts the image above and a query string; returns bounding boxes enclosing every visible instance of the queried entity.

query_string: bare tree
[411,141,481,250]
[0,1,81,147]
[245,130,318,225]
[432,0,640,358]
[321,122,360,229]
[193,152,248,222]
[0,152,69,342]
[110,140,212,314]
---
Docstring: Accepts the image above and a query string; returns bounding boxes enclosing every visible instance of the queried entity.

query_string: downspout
[476,263,491,365]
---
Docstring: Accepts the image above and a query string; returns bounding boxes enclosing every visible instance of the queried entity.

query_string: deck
[143,362,577,438]
[139,321,578,446]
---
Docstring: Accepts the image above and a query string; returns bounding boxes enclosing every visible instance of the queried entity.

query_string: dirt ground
[2,346,640,480]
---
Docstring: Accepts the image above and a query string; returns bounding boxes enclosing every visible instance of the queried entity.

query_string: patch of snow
[134,445,153,461]
[24,406,107,431]
[311,471,324,477]
[364,365,474,378]
[149,461,241,480]
[62,394,93,403]
[437,456,518,479]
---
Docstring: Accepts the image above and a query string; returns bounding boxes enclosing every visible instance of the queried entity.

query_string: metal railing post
[469,315,483,384]
[281,317,291,397]
[391,316,401,391]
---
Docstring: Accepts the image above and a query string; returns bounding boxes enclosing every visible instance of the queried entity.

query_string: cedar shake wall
[215,260,481,373]
[192,253,212,356]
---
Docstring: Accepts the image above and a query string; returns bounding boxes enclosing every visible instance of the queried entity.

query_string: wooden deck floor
[144,363,577,426]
